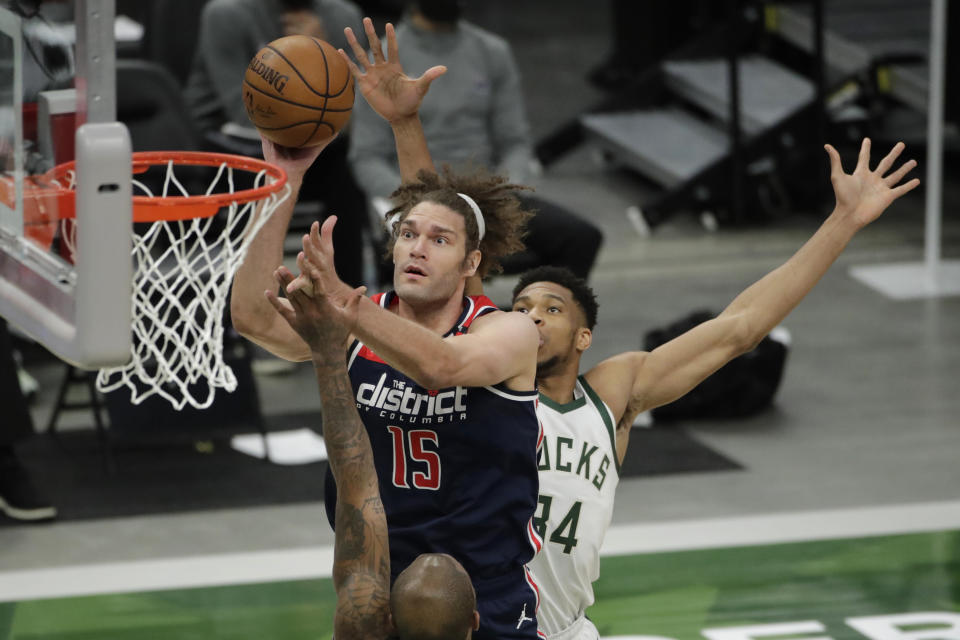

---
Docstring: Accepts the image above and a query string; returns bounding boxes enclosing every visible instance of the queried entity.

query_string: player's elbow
[713,310,758,356]
[729,311,762,354]
[231,310,310,363]
[230,298,270,344]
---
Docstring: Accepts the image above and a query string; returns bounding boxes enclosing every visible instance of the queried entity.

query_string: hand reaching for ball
[260,134,338,182]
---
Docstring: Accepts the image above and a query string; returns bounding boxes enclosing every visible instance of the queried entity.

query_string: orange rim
[41,151,288,222]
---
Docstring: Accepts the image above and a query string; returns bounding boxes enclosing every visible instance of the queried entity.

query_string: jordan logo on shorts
[516,603,534,629]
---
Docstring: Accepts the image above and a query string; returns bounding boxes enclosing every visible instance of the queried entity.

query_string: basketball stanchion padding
[47,151,290,410]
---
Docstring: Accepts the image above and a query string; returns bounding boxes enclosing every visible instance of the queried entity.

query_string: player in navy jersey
[270,272,480,640]
[232,18,545,640]
[507,135,919,640]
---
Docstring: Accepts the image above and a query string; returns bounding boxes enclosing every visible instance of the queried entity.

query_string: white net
[83,158,289,410]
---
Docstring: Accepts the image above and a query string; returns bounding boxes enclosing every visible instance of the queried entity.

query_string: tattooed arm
[317,357,392,639]
[266,280,391,639]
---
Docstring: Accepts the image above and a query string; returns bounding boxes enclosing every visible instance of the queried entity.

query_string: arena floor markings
[2,530,957,639]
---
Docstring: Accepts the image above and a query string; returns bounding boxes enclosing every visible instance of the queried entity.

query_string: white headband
[387,193,486,242]
[456,192,485,241]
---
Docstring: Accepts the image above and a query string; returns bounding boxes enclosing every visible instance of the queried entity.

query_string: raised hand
[285,217,356,308]
[260,133,338,181]
[339,17,447,124]
[266,266,364,358]
[825,139,920,229]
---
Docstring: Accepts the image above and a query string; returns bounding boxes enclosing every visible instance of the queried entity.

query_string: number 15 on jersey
[387,426,441,490]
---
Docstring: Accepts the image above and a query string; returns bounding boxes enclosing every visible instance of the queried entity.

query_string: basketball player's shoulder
[585,351,647,383]
[467,297,534,335]
[583,351,648,418]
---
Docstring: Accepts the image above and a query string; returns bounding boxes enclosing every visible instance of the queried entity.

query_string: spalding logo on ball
[243,35,355,148]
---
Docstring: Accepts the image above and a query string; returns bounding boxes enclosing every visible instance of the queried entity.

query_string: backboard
[0,0,132,369]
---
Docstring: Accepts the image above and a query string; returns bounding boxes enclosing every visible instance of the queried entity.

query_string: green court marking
[3,582,338,640]
[4,531,958,640]
[589,530,960,639]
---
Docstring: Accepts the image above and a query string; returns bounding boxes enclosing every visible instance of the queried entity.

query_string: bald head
[391,554,477,640]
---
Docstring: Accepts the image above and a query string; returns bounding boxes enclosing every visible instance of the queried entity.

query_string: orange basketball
[243,35,355,148]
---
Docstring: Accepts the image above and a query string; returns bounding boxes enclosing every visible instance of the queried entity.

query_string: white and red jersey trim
[524,565,542,613]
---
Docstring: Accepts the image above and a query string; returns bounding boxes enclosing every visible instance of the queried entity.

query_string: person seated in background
[185,0,369,287]
[348,0,603,285]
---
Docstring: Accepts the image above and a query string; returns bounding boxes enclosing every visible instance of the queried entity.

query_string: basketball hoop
[47,151,291,410]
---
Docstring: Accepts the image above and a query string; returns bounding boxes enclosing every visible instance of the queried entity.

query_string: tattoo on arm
[315,360,391,637]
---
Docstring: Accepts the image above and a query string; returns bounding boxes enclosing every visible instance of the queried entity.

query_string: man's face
[393,201,477,306]
[512,282,587,376]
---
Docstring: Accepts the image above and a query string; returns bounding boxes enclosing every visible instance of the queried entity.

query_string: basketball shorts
[473,566,542,640]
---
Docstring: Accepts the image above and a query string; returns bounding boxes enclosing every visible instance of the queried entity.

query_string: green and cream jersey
[528,375,620,637]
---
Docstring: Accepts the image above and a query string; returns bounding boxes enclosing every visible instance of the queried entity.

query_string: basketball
[242,35,354,148]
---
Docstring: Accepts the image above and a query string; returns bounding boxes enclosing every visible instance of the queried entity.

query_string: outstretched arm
[289,218,538,390]
[230,137,339,362]
[266,280,391,639]
[587,139,920,458]
[345,296,538,390]
[340,19,446,187]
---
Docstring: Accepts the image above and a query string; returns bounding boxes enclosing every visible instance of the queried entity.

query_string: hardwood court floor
[4,529,957,639]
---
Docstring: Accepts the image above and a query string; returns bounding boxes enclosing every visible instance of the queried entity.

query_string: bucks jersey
[324,292,544,584]
[527,375,620,637]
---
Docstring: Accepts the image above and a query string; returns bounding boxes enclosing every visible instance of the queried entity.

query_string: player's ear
[576,327,592,352]
[472,610,480,631]
[462,249,481,277]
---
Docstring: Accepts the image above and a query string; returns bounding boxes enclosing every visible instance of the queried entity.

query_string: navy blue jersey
[324,292,543,582]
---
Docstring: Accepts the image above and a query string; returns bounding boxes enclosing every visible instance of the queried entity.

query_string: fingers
[855,137,871,173]
[417,65,448,93]
[288,254,315,297]
[296,250,309,276]
[281,265,322,312]
[884,158,918,186]
[268,268,305,317]
[344,285,368,312]
[275,266,305,310]
[319,215,337,254]
[875,141,905,177]
[264,289,296,324]
[343,27,369,70]
[890,177,921,199]
[300,218,337,283]
[338,48,363,80]
[385,22,399,63]
[362,17,385,64]
[297,250,325,286]
[275,264,297,289]
[260,135,276,161]
[824,143,843,178]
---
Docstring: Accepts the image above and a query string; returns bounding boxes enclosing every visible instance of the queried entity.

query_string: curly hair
[384,167,533,278]
[512,265,599,330]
